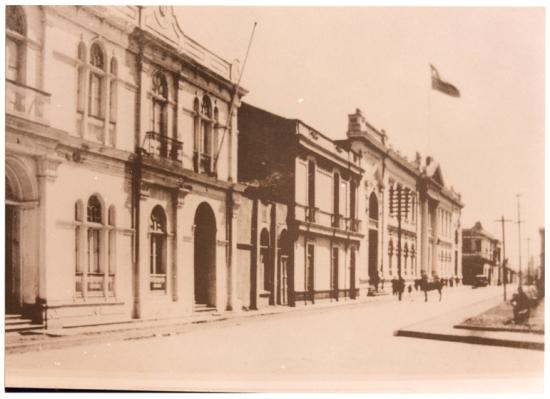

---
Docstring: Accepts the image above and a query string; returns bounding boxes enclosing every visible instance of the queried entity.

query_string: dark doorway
[6,205,20,314]
[368,229,379,284]
[277,230,289,305]
[194,203,217,307]
[260,229,271,295]
[331,246,339,300]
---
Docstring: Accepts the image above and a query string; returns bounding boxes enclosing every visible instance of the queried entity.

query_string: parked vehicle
[472,274,489,288]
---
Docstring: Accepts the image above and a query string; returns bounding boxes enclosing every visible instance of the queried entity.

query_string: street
[5,286,543,393]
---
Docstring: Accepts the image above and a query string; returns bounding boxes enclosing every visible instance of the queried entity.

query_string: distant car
[472,275,489,288]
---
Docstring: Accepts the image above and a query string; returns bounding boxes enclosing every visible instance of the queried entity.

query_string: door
[6,205,20,313]
[350,248,356,299]
[279,254,288,305]
[306,244,314,302]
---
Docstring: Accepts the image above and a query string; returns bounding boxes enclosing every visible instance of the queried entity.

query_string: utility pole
[496,216,513,301]
[516,194,524,288]
[527,237,531,283]
[390,184,410,301]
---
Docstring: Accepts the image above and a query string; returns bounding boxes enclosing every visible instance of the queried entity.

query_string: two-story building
[238,103,364,306]
[338,109,463,291]
[462,221,501,285]
[5,5,247,329]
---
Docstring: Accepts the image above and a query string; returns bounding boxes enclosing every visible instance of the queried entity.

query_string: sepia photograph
[3,2,546,394]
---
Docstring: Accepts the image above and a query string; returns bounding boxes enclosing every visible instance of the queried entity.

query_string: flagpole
[426,64,432,157]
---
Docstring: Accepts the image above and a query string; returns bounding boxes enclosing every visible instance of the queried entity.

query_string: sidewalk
[6,291,396,355]
[394,294,545,351]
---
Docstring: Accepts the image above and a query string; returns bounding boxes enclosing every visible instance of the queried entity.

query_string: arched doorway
[277,229,290,305]
[194,202,217,308]
[259,228,271,295]
[368,192,379,289]
[6,156,38,314]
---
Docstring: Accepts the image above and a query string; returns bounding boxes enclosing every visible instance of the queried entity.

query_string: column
[420,196,429,275]
[229,197,240,311]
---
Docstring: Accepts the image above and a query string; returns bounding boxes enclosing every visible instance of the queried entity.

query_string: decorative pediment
[142,6,185,50]
[426,161,445,187]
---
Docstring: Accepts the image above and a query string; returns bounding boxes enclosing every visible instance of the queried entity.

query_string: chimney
[347,108,364,138]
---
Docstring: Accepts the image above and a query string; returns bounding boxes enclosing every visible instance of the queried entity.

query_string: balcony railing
[142,131,183,163]
[347,218,361,233]
[150,274,167,291]
[87,272,105,296]
[6,79,50,125]
[331,214,344,229]
[305,206,318,223]
[193,151,216,176]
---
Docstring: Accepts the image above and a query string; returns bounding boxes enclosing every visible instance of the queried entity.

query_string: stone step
[5,317,34,326]
[6,322,44,333]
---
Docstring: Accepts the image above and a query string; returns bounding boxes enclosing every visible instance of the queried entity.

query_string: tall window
[74,196,115,297]
[308,160,315,208]
[108,206,116,294]
[87,195,102,275]
[194,95,216,174]
[152,73,168,135]
[350,180,356,220]
[75,200,84,294]
[333,172,340,226]
[150,206,167,291]
[89,43,105,119]
[109,58,118,125]
[369,192,378,222]
[201,95,212,156]
[388,239,394,276]
[6,6,26,83]
[76,43,86,113]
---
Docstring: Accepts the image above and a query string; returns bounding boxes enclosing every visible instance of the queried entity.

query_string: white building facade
[5,5,246,328]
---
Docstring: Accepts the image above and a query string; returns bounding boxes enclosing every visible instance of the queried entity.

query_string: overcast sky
[177,6,545,270]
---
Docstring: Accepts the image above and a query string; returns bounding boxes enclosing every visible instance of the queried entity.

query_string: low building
[462,222,501,285]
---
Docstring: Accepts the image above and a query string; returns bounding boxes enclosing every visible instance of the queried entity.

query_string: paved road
[5,286,544,393]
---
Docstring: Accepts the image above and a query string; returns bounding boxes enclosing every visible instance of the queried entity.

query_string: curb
[394,328,544,351]
[6,296,384,355]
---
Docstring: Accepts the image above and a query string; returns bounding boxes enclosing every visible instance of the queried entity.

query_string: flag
[430,64,460,98]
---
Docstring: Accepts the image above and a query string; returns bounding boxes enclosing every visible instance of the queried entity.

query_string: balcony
[142,131,183,163]
[347,218,361,233]
[6,79,50,125]
[305,206,318,223]
[193,151,216,176]
[331,214,344,229]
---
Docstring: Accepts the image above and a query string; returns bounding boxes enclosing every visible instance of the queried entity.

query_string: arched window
[150,206,167,291]
[74,200,84,294]
[87,195,102,281]
[108,205,116,295]
[152,72,167,132]
[88,43,106,119]
[199,95,213,174]
[6,6,26,83]
[109,58,118,125]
